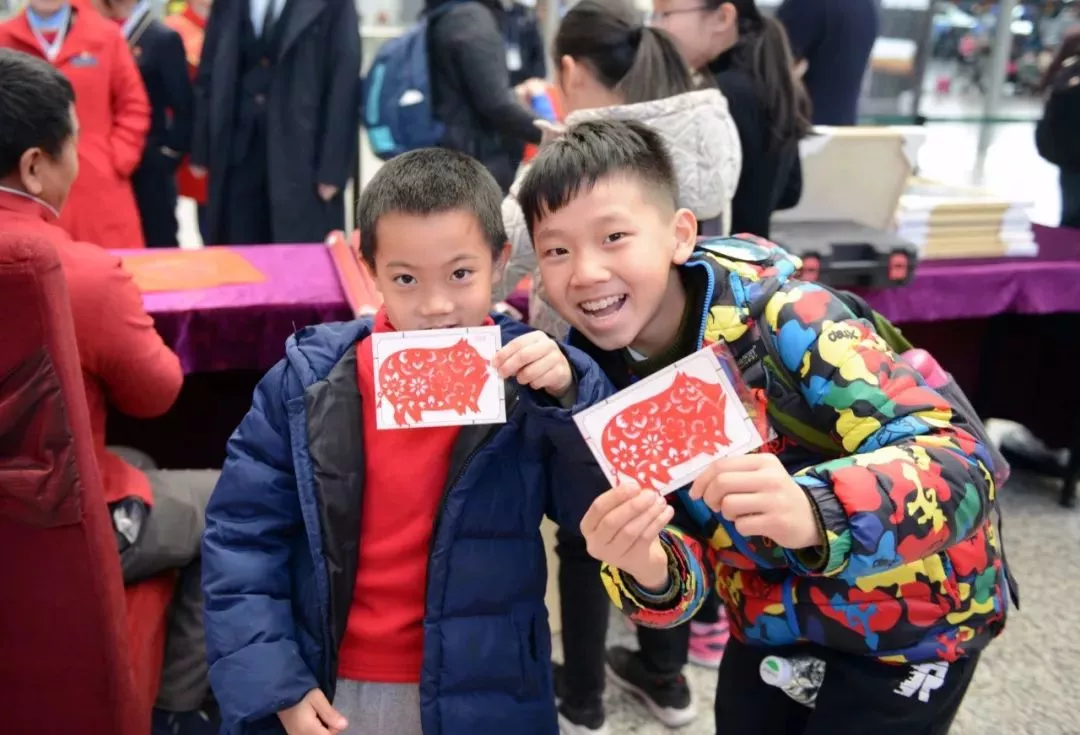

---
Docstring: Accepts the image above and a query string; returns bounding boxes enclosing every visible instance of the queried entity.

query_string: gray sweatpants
[333,680,422,735]
[110,446,219,712]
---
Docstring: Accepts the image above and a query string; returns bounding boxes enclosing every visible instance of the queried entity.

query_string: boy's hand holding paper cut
[493,331,574,400]
[689,454,824,550]
[578,482,674,592]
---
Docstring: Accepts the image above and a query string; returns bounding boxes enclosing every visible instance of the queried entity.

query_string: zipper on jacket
[423,393,522,602]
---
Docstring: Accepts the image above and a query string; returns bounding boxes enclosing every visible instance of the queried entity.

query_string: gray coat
[191,0,361,244]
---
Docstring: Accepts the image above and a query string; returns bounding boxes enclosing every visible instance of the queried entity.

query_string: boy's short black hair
[0,49,76,179]
[357,148,507,266]
[517,119,678,236]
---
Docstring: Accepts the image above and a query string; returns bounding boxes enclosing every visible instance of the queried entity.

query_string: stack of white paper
[894,179,1038,259]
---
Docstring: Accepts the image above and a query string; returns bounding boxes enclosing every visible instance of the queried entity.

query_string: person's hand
[689,454,822,550]
[580,482,674,591]
[189,165,207,179]
[318,184,339,202]
[277,689,347,735]
[514,77,549,106]
[493,331,573,398]
[523,77,548,97]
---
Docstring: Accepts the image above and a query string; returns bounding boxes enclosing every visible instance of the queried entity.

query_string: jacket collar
[0,186,61,223]
[10,4,106,68]
[182,5,207,29]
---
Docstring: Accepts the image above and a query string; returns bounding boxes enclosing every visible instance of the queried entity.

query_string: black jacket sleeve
[160,29,194,156]
[441,4,542,145]
[1036,86,1080,171]
[316,0,362,188]
[777,151,803,211]
[520,13,547,81]
[190,0,227,168]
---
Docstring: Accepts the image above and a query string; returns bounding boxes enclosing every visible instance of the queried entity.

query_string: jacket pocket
[0,349,83,528]
[512,606,547,700]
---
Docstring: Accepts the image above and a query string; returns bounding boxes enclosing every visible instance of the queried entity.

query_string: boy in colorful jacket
[202,148,613,735]
[517,119,1010,734]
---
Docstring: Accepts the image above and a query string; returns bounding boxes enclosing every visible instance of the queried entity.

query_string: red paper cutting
[600,371,732,489]
[378,338,491,426]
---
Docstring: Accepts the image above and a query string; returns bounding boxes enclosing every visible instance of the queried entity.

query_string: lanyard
[27,5,71,63]
[122,0,152,40]
[0,185,61,220]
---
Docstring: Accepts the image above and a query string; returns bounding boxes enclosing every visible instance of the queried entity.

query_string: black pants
[112,447,218,712]
[132,148,180,248]
[221,121,272,246]
[715,637,979,734]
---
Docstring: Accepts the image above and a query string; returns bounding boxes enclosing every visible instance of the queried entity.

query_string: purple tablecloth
[864,224,1080,323]
[127,245,353,374]
[130,225,1080,375]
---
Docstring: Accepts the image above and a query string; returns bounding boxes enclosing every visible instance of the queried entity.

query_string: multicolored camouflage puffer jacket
[593,237,1010,664]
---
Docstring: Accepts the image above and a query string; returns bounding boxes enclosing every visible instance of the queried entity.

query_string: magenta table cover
[125,245,354,374]
[864,224,1080,323]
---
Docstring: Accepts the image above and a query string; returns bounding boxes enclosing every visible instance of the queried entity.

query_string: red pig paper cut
[379,339,490,425]
[371,326,506,430]
[574,346,765,495]
[600,372,732,489]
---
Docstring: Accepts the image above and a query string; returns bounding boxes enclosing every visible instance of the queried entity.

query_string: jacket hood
[564,88,742,221]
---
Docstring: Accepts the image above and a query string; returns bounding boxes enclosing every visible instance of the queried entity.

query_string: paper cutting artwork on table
[574,345,765,496]
[120,248,266,292]
[372,326,505,430]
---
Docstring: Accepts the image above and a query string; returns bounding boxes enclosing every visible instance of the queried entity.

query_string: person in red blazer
[0,48,217,733]
[0,0,150,249]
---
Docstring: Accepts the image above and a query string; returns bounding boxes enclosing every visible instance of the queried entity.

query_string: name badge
[70,51,98,67]
[506,44,522,72]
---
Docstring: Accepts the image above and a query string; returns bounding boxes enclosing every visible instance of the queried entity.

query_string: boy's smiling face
[533,175,697,355]
[366,209,507,332]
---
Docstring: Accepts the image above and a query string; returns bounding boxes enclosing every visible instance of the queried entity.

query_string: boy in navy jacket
[202,148,613,735]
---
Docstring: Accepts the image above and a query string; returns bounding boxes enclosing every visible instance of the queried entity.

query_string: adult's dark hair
[517,119,678,235]
[357,148,507,266]
[0,49,76,179]
[555,0,694,104]
[1040,28,1080,92]
[709,0,812,150]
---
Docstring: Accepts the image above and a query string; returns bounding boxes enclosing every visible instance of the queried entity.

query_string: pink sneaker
[688,618,729,669]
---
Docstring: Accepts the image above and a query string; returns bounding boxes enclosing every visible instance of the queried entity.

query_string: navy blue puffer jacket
[202,315,613,734]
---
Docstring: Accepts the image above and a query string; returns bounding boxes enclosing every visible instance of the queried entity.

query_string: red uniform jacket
[0,5,151,248]
[0,189,182,506]
[164,7,207,204]
[0,188,183,711]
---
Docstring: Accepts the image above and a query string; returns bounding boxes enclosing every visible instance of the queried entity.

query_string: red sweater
[0,189,182,505]
[337,309,463,683]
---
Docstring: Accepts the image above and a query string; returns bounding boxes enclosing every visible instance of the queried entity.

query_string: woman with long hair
[1036,28,1080,228]
[650,0,812,238]
[496,1,742,733]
